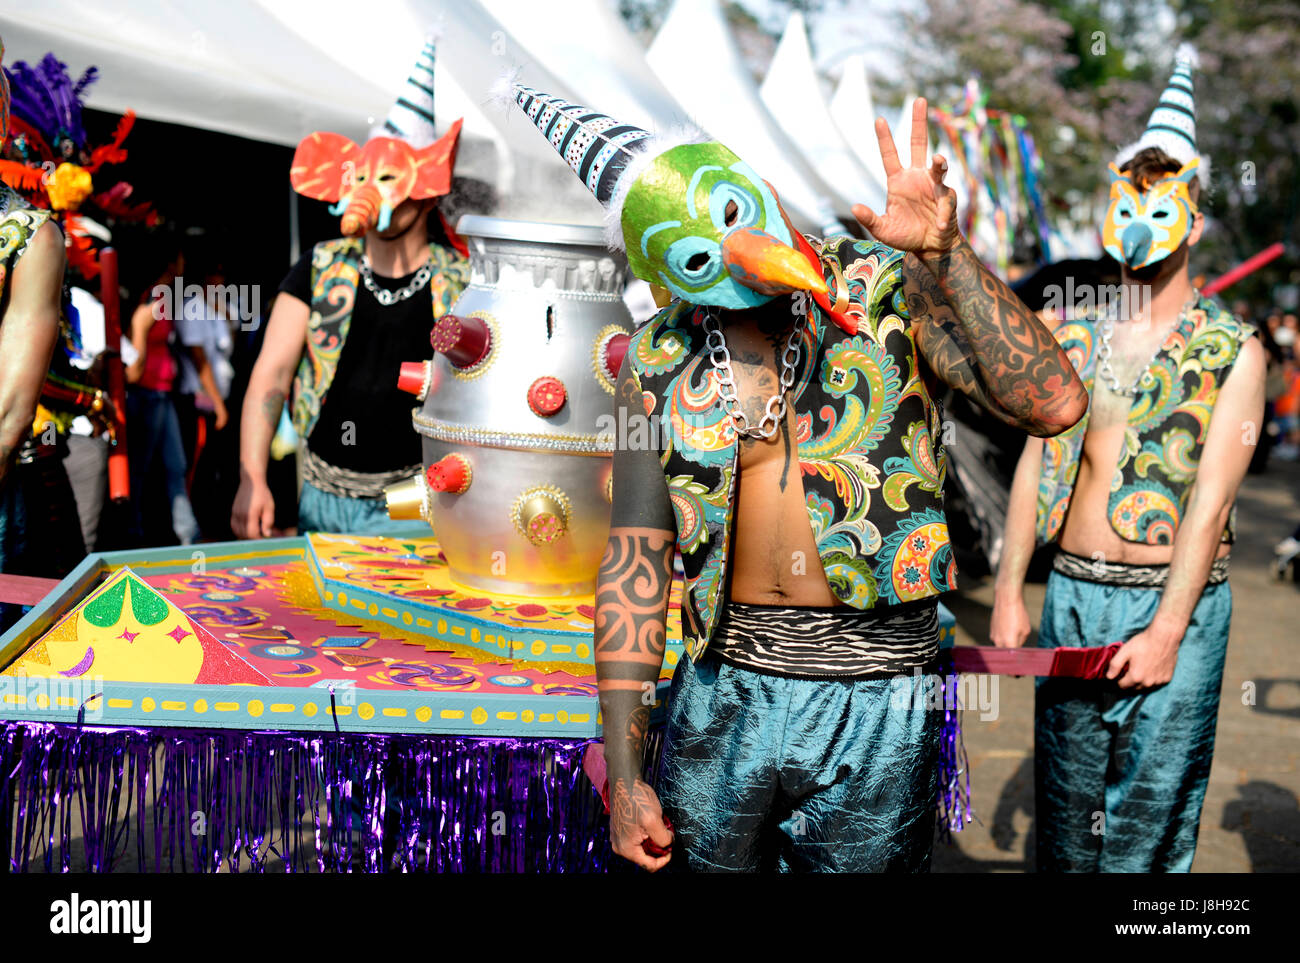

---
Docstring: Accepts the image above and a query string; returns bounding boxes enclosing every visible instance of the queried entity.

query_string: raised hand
[852,97,959,261]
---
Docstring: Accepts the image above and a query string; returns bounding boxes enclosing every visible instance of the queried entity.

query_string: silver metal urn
[387,215,634,598]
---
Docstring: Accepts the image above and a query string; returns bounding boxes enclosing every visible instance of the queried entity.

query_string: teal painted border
[305,536,687,667]
[0,537,648,737]
[0,675,649,738]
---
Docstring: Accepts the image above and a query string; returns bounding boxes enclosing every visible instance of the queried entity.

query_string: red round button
[426,454,472,494]
[527,376,567,417]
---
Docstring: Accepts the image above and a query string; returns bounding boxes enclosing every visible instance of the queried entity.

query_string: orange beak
[721,228,829,298]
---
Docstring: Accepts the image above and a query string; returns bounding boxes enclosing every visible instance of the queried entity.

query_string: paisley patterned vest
[0,202,49,307]
[291,237,468,440]
[627,236,954,662]
[1035,293,1256,546]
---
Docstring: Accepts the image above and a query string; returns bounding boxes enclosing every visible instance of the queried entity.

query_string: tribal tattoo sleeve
[902,242,1087,436]
[596,357,676,789]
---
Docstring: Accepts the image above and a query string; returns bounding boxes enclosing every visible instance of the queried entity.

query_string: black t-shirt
[279,251,431,472]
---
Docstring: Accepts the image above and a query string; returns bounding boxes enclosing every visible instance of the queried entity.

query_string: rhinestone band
[411,409,614,456]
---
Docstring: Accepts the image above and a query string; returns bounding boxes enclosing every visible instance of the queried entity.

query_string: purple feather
[3,52,92,150]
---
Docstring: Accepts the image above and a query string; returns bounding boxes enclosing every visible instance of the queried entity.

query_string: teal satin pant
[657,654,940,872]
[297,481,429,537]
[1034,571,1232,872]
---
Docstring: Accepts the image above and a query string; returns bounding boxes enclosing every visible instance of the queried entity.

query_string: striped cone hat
[1114,43,1208,188]
[371,37,440,148]
[507,83,656,208]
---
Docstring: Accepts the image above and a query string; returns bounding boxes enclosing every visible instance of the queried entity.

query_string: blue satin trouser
[1034,571,1232,872]
[657,654,940,872]
[297,481,428,537]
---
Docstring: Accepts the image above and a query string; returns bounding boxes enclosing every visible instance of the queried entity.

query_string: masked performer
[990,49,1264,872]
[233,38,468,537]
[3,52,159,553]
[0,40,82,626]
[505,80,1087,871]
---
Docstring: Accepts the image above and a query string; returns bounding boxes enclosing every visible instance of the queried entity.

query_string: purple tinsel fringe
[936,667,973,840]
[0,721,664,873]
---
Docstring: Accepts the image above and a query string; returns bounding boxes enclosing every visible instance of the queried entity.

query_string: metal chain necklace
[703,302,807,441]
[1096,291,1199,397]
[359,254,435,305]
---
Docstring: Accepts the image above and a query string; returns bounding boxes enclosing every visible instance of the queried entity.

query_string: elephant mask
[290,120,462,237]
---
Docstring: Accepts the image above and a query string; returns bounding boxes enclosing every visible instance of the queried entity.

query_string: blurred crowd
[66,236,296,559]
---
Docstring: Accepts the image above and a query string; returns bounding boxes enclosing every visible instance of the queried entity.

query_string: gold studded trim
[449,311,500,382]
[411,409,614,456]
[591,324,631,395]
[510,484,573,543]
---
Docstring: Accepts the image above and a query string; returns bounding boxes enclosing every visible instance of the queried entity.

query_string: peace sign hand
[851,97,960,262]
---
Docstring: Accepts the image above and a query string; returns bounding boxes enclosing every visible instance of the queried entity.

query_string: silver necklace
[703,303,807,440]
[1096,291,1199,397]
[359,255,434,305]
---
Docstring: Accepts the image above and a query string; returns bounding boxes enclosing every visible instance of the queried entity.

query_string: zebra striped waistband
[300,446,421,500]
[708,599,940,680]
[1052,548,1231,587]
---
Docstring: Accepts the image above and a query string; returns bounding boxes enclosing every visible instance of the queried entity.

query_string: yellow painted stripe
[108,698,132,709]
[570,714,591,723]
[551,645,572,654]
[160,701,186,711]
[440,709,465,720]
[2,695,26,705]
[496,711,518,721]
[269,703,296,713]
[215,702,239,712]
[382,708,407,718]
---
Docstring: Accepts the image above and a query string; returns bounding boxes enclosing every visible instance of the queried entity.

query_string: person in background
[174,255,235,537]
[62,285,138,553]
[125,252,201,546]
[1273,352,1300,461]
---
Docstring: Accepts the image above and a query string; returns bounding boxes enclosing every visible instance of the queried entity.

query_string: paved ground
[932,458,1300,873]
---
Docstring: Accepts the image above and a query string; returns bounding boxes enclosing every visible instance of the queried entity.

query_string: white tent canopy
[760,13,886,215]
[0,0,606,223]
[480,0,694,137]
[646,0,843,233]
[829,55,891,200]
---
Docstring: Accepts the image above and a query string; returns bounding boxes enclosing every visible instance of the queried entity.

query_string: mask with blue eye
[620,142,826,310]
[1101,160,1200,270]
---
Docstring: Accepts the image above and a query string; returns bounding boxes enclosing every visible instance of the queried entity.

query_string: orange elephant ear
[290,131,362,202]
[408,118,463,200]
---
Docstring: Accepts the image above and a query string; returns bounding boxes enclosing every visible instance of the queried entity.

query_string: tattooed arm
[596,354,676,871]
[0,222,64,486]
[850,96,1087,436]
[231,293,308,538]
[902,246,1086,436]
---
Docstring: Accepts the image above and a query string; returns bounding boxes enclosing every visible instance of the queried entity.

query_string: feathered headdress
[0,51,156,278]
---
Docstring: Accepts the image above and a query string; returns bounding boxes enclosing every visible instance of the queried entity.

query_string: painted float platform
[0,533,956,739]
